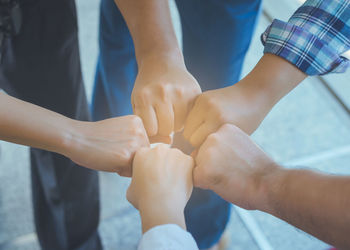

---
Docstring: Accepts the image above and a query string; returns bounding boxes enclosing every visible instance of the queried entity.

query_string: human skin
[113,0,201,138]
[127,145,194,233]
[183,53,307,147]
[193,124,350,249]
[0,92,150,176]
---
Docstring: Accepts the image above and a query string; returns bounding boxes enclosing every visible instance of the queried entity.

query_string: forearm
[113,0,182,65]
[261,167,350,249]
[240,53,307,108]
[0,92,74,154]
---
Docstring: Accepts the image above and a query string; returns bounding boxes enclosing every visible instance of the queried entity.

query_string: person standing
[91,0,261,248]
[0,0,101,249]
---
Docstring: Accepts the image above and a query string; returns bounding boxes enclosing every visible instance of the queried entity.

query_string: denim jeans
[92,0,261,247]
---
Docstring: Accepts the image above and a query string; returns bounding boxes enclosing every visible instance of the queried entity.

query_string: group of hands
[62,57,277,215]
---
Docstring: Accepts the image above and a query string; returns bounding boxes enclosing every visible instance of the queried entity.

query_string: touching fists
[131,57,201,139]
[192,124,278,210]
[127,145,194,232]
[64,115,149,177]
[183,82,270,148]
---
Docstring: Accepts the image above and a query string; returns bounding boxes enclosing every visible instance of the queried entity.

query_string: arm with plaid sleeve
[262,0,350,75]
[183,0,350,145]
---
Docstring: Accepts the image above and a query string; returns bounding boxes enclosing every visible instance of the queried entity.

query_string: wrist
[257,164,289,214]
[137,47,185,69]
[56,119,88,158]
[243,54,307,105]
[139,199,186,233]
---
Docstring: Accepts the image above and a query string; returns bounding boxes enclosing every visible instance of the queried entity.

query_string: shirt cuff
[261,19,350,75]
[138,224,198,250]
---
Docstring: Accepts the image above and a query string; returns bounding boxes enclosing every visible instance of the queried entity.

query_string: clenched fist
[127,145,194,232]
[132,56,201,139]
[183,81,270,148]
[193,124,278,210]
[64,115,149,176]
[184,54,307,148]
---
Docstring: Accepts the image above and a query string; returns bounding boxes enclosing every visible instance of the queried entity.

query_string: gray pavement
[0,0,349,249]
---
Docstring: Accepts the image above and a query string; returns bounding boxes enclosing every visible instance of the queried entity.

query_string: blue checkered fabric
[261,0,350,75]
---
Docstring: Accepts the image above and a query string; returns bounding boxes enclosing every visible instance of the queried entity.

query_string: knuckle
[130,115,143,126]
[184,155,194,167]
[216,113,226,123]
[119,149,131,162]
[135,147,149,158]
[203,95,215,107]
[159,84,170,101]
[221,123,236,132]
[138,89,151,104]
[175,87,185,98]
[155,144,168,153]
[127,140,138,150]
[171,147,183,155]
[207,133,220,145]
[204,147,216,162]
[133,127,146,138]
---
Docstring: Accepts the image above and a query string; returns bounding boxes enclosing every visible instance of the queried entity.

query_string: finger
[155,102,174,136]
[149,135,173,144]
[135,105,158,137]
[173,103,187,132]
[189,122,217,148]
[183,101,205,141]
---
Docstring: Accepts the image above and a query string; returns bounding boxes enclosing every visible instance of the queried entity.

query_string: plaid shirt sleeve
[261,0,350,75]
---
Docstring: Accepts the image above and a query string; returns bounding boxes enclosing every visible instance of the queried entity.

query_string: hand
[127,144,194,232]
[183,54,307,148]
[131,54,201,139]
[183,80,271,148]
[193,124,279,210]
[62,115,149,177]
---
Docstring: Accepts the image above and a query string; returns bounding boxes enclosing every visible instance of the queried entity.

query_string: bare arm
[114,0,201,139]
[0,91,73,153]
[113,0,181,65]
[184,0,350,147]
[262,168,350,249]
[183,53,306,147]
[0,92,149,175]
[194,124,350,249]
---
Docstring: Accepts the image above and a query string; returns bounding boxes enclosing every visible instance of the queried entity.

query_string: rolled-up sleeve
[261,0,350,75]
[138,224,198,250]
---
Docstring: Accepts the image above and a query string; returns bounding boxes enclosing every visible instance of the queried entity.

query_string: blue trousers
[92,0,261,248]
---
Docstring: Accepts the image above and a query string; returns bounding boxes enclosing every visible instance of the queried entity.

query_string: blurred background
[1,0,350,249]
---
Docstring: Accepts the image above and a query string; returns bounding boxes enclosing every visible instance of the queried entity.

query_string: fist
[193,124,276,210]
[184,82,271,148]
[66,115,149,176]
[127,144,194,211]
[131,57,201,139]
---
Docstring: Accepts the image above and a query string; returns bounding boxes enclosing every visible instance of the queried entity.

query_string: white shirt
[138,224,198,250]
